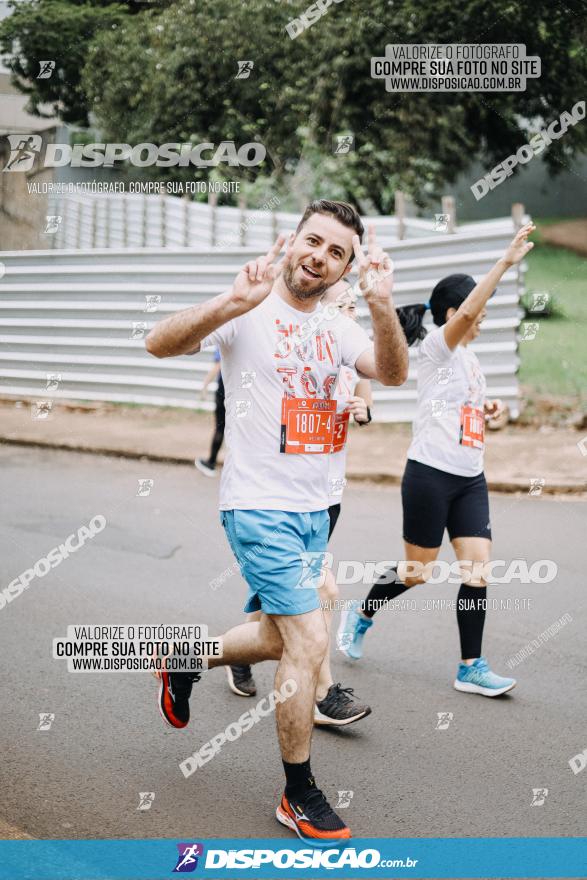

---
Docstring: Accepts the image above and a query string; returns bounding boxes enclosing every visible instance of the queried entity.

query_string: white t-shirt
[407,326,486,477]
[328,366,358,506]
[201,290,372,511]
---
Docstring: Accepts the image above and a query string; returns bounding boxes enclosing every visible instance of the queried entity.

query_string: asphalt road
[0,445,585,843]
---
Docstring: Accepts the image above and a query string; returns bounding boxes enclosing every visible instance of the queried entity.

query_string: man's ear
[288,232,296,248]
[342,262,352,277]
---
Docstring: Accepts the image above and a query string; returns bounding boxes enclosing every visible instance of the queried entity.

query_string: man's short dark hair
[296,199,364,261]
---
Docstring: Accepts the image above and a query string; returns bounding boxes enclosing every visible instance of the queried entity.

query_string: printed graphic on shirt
[275,316,339,453]
[274,317,338,400]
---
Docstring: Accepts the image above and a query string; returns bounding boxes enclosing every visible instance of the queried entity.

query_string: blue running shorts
[220,508,329,616]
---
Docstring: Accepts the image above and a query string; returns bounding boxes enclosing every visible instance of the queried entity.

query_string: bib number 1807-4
[280,397,337,454]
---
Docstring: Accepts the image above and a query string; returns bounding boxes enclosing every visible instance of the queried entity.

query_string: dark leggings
[208,374,225,466]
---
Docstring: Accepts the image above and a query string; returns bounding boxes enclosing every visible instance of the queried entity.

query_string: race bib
[331,411,350,454]
[459,405,485,449]
[280,397,336,454]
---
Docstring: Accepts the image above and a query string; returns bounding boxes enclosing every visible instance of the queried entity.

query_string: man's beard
[283,261,329,302]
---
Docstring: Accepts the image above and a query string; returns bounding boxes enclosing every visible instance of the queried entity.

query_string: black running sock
[283,758,315,801]
[362,567,410,618]
[457,583,487,660]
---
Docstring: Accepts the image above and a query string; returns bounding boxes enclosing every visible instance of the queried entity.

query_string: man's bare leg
[208,607,328,760]
[316,569,337,700]
[272,608,328,762]
[207,613,282,667]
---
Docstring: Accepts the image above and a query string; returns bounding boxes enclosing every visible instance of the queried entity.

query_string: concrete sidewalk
[1,397,585,494]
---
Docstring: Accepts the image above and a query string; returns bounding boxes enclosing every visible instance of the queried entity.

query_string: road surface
[0,445,585,843]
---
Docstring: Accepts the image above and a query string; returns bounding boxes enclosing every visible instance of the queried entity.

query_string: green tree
[3,0,586,208]
[0,0,164,125]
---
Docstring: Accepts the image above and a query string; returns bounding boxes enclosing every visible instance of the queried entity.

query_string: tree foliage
[2,0,586,208]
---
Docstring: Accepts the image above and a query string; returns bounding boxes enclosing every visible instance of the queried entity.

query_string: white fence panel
[0,231,526,420]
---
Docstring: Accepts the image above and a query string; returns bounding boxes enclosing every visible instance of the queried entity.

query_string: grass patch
[519,225,587,405]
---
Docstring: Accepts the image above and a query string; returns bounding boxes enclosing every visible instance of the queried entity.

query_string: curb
[1,435,585,496]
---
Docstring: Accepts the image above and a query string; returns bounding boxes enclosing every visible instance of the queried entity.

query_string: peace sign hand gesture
[230,234,288,314]
[352,225,395,306]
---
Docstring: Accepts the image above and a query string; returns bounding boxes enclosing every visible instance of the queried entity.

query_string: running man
[145,200,408,842]
[227,278,374,727]
[339,223,535,698]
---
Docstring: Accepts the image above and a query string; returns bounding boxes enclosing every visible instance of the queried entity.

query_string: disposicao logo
[173,842,204,873]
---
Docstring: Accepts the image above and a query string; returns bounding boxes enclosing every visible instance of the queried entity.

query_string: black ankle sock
[283,758,315,800]
[362,567,410,618]
[457,583,487,659]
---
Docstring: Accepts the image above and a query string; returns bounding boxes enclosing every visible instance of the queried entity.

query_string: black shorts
[327,503,341,541]
[402,459,491,548]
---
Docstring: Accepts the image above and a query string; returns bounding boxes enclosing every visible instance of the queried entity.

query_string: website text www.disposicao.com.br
[200,846,418,870]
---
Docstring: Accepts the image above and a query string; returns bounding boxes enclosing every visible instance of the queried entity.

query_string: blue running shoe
[454,656,516,697]
[336,600,373,660]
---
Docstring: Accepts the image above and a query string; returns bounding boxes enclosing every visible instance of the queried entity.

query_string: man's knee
[281,614,328,668]
[260,615,283,660]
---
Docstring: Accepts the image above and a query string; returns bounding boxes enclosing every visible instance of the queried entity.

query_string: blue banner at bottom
[0,837,585,879]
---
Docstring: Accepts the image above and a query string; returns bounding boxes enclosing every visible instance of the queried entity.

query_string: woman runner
[338,222,536,697]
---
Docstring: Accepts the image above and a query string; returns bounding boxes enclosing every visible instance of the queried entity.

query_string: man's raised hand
[230,234,287,313]
[352,224,394,305]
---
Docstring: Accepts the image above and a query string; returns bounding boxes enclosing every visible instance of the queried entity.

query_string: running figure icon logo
[173,843,204,872]
[137,479,154,497]
[136,792,155,811]
[530,788,549,806]
[435,712,454,730]
[235,400,251,418]
[32,401,53,420]
[235,60,254,79]
[520,322,539,341]
[435,367,454,385]
[329,477,346,496]
[46,373,62,392]
[433,213,450,232]
[332,134,355,154]
[430,399,448,418]
[337,631,353,652]
[530,292,550,312]
[44,215,62,234]
[37,60,56,79]
[335,791,354,808]
[37,713,55,731]
[144,295,161,313]
[297,551,331,590]
[528,478,545,496]
[3,135,43,172]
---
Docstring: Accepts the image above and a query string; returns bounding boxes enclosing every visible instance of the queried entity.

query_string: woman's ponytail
[395,303,428,346]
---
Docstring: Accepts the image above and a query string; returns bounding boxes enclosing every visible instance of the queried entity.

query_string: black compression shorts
[327,503,341,541]
[402,459,491,548]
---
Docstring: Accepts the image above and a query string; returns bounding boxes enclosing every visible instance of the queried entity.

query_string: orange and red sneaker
[158,671,201,729]
[276,789,351,845]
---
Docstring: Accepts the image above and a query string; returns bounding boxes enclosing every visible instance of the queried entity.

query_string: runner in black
[196,347,225,477]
